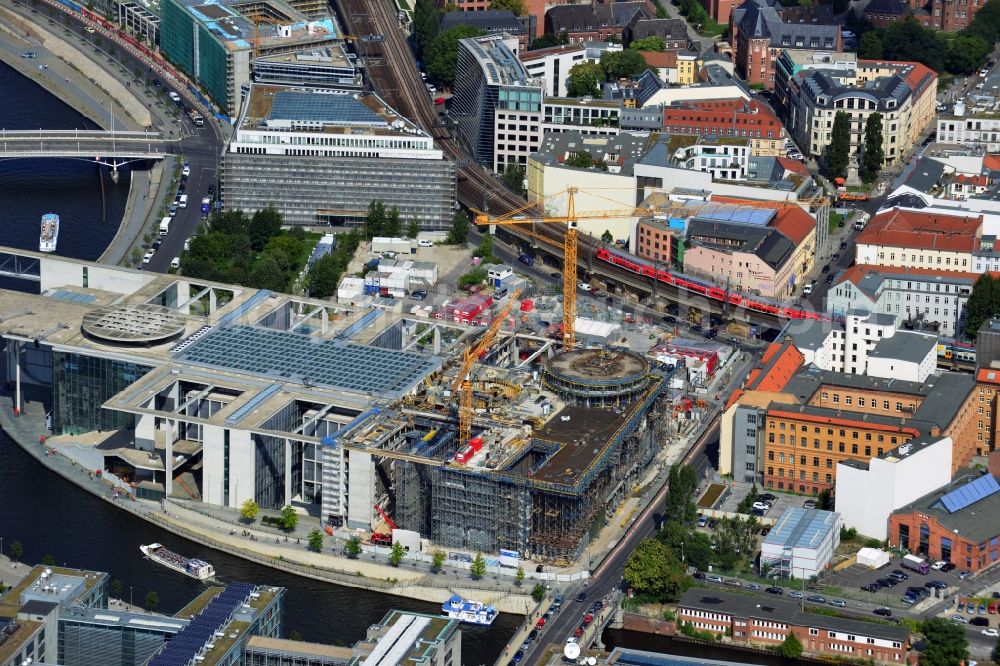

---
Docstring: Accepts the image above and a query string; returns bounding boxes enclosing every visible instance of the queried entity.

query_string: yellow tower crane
[450,288,521,444]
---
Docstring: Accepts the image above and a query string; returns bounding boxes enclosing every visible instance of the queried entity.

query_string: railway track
[329,0,798,328]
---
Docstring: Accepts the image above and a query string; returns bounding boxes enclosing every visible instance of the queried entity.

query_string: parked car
[692,571,706,580]
[861,583,879,592]
[982,628,999,637]
[942,562,957,572]
[697,516,708,528]
[926,580,948,590]
[725,579,742,587]
[745,583,760,591]
[959,570,972,579]
[932,560,947,570]
[803,500,817,509]
[980,604,988,614]
[829,599,847,607]
[789,591,804,599]
[951,615,968,624]
[807,595,826,603]
[971,617,990,627]
[766,587,783,595]
[706,574,723,584]
[411,289,428,300]
[958,602,966,612]
[890,570,909,580]
[873,607,892,617]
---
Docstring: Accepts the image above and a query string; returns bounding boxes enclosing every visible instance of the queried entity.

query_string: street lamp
[129,586,133,608]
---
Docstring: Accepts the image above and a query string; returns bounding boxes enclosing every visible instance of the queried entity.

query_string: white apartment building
[936,106,1000,153]
[855,207,980,272]
[672,138,751,181]
[519,44,589,97]
[827,265,975,338]
[793,311,938,382]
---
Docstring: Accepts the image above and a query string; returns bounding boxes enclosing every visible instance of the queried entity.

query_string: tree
[240,499,260,523]
[530,31,568,50]
[964,0,1000,47]
[502,163,526,196]
[413,0,440,59]
[861,112,884,183]
[566,62,605,97]
[389,542,406,566]
[564,151,595,169]
[9,541,22,562]
[623,538,687,602]
[601,229,614,243]
[110,579,124,600]
[432,549,446,572]
[817,488,833,511]
[963,273,1000,339]
[531,583,546,602]
[407,219,420,239]
[824,111,851,180]
[288,629,304,641]
[919,617,968,666]
[447,209,469,245]
[426,25,485,87]
[831,0,850,13]
[307,529,324,552]
[858,31,883,59]
[249,207,283,252]
[41,555,55,566]
[470,552,487,579]
[144,590,159,611]
[600,49,647,79]
[385,206,402,237]
[629,36,666,51]
[246,255,287,292]
[489,0,524,14]
[515,565,525,585]
[657,519,713,570]
[946,34,989,74]
[130,247,142,266]
[306,254,341,299]
[881,15,946,73]
[473,234,494,261]
[346,536,362,559]
[365,199,387,239]
[280,505,298,531]
[780,632,804,658]
[664,464,698,524]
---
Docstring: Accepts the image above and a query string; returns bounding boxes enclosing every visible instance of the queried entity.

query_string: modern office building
[760,507,842,578]
[159,0,341,115]
[222,84,456,228]
[453,34,543,170]
[251,45,361,89]
[0,251,672,563]
[519,44,588,97]
[782,60,937,165]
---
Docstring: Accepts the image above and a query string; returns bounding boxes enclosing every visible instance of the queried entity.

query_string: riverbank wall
[0,393,536,614]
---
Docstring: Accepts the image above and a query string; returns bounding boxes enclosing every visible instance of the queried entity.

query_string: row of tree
[823,111,883,183]
[962,273,1000,339]
[854,2,1000,76]
[566,50,650,97]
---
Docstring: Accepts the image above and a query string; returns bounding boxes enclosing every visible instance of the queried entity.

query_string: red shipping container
[520,299,533,312]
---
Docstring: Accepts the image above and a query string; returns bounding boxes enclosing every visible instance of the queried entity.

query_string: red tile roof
[857,208,982,253]
[977,368,1000,385]
[661,99,783,136]
[639,50,677,69]
[727,340,803,408]
[984,155,1000,171]
[770,206,815,245]
[776,157,809,177]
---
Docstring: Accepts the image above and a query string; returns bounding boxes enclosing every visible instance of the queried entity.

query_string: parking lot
[714,485,821,521]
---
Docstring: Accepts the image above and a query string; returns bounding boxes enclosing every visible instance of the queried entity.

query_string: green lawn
[828,212,844,234]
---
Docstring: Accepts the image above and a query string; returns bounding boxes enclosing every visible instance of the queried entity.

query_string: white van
[170,257,180,269]
[418,239,433,247]
[802,282,814,295]
[178,194,188,208]
[142,250,154,265]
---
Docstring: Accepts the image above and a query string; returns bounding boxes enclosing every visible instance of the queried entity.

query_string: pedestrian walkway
[0,553,32,595]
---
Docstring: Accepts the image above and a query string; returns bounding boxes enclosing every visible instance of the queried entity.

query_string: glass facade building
[59,617,181,666]
[52,351,153,435]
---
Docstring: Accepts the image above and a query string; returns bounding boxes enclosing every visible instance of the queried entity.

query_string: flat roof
[894,471,1000,544]
[245,635,354,660]
[764,507,839,550]
[179,325,439,397]
[679,589,909,642]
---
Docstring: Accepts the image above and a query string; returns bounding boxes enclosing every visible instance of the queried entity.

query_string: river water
[0,61,519,662]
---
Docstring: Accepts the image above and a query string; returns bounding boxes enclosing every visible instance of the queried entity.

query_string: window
[833,394,840,403]
[845,396,853,406]
[883,400,890,410]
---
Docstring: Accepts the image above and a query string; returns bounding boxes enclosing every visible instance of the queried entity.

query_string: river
[0,60,519,663]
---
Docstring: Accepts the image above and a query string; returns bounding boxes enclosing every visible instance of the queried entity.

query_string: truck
[159,216,172,236]
[188,109,204,127]
[853,211,870,231]
[901,554,930,574]
[201,196,212,215]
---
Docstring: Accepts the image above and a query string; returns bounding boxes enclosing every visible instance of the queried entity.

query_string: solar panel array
[180,325,436,394]
[49,290,97,304]
[269,92,385,126]
[149,583,255,666]
[938,474,1000,514]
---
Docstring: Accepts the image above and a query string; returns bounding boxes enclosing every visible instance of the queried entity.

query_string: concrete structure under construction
[222,84,456,228]
[0,249,673,566]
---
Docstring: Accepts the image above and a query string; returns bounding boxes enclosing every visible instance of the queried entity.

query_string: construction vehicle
[374,503,397,530]
[451,288,521,444]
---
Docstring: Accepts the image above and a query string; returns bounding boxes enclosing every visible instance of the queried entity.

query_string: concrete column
[164,422,174,497]
[14,345,21,416]
[209,288,217,314]
[284,438,292,507]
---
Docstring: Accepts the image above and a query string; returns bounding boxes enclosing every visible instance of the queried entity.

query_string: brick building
[761,370,977,494]
[862,0,986,31]
[635,217,678,266]
[976,368,1000,455]
[544,2,651,43]
[889,472,1000,572]
[855,208,982,272]
[678,589,910,663]
[730,0,841,89]
[661,98,786,156]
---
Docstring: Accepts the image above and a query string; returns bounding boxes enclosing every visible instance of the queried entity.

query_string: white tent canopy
[856,547,890,569]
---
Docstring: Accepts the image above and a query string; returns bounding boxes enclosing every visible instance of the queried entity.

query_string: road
[7,0,224,274]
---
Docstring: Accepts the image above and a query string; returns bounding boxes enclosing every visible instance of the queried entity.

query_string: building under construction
[339,344,673,564]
